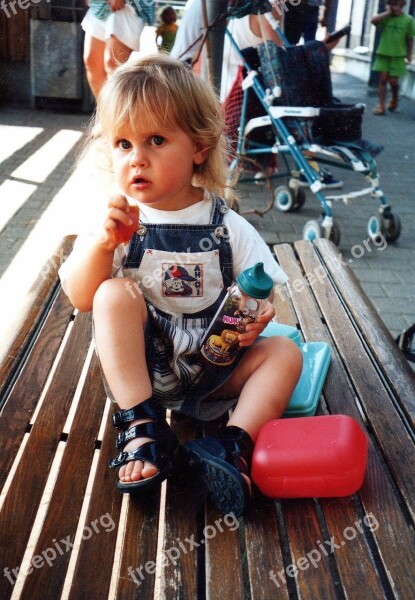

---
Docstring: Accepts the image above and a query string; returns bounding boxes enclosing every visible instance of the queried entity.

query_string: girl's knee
[93,278,146,315]
[267,336,303,374]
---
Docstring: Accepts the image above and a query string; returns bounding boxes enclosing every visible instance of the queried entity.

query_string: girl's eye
[119,139,131,150]
[150,135,165,147]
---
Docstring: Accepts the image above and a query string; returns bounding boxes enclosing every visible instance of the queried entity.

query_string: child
[156,6,178,53]
[59,55,302,517]
[371,0,415,115]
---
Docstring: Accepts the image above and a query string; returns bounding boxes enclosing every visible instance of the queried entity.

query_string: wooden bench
[1,236,414,600]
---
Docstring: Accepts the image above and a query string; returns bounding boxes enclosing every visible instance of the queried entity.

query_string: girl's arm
[62,194,137,312]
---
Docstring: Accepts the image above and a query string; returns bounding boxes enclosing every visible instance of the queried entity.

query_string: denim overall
[122,196,245,420]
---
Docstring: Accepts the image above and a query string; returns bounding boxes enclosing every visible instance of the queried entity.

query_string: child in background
[371,0,415,115]
[156,6,178,53]
[59,55,302,517]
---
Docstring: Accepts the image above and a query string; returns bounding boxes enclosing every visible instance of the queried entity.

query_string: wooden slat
[274,242,415,599]
[283,499,338,599]
[19,351,107,598]
[115,491,161,598]
[0,288,74,491]
[0,311,92,600]
[0,236,75,400]
[68,407,123,599]
[245,496,290,600]
[205,504,245,600]
[315,238,415,424]
[293,240,415,523]
[159,414,201,599]
[319,496,386,600]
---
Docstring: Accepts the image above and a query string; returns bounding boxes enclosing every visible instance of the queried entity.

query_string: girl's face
[110,121,208,211]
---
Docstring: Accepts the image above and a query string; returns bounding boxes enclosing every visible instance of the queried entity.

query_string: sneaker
[298,168,343,189]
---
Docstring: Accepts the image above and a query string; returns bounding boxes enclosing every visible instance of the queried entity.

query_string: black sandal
[109,398,178,493]
[182,426,254,517]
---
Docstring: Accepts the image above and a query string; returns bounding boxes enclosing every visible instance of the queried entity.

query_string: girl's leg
[183,336,302,515]
[83,33,107,98]
[93,278,156,483]
[104,35,133,75]
[221,336,303,441]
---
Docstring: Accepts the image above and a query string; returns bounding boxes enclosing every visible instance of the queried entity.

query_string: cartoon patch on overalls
[163,264,202,297]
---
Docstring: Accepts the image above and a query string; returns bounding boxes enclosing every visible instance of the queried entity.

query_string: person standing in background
[156,6,178,53]
[284,0,327,45]
[371,0,415,115]
[82,0,155,98]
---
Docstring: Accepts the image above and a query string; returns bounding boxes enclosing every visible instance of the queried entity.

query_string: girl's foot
[373,106,385,115]
[109,399,178,492]
[182,425,254,517]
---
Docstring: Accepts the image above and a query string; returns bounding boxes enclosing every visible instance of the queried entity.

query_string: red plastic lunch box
[251,415,368,498]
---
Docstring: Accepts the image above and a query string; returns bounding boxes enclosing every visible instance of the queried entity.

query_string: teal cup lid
[236,262,273,299]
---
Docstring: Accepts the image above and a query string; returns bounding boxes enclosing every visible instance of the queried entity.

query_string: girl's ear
[194,144,209,165]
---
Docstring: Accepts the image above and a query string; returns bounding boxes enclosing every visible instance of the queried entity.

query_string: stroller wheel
[327,220,341,246]
[383,213,401,243]
[274,186,295,212]
[367,214,386,243]
[293,187,306,211]
[303,219,323,241]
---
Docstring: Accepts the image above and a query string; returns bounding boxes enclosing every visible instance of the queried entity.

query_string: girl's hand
[94,194,139,251]
[238,300,275,347]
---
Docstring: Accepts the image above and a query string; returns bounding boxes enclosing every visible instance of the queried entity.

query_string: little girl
[59,55,302,517]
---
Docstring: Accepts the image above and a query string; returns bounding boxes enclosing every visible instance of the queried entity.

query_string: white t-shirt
[59,192,287,293]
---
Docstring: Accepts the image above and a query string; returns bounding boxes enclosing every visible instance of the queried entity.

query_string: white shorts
[81,5,144,51]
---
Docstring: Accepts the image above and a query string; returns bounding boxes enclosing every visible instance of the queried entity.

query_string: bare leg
[218,336,303,442]
[93,278,156,483]
[104,35,133,75]
[183,336,303,514]
[83,33,106,98]
[388,75,399,110]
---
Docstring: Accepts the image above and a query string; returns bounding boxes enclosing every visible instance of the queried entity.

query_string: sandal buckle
[112,411,124,429]
[109,451,128,469]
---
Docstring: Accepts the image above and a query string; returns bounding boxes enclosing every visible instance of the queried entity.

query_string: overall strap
[211,196,230,225]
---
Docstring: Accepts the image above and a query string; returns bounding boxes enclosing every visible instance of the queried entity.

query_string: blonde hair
[85,54,234,202]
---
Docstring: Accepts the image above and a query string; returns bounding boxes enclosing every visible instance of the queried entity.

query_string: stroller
[222,4,402,245]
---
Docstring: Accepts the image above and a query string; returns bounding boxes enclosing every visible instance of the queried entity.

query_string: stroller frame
[226,29,402,245]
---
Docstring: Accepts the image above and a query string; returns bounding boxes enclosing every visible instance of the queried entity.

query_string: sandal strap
[217,426,254,474]
[109,440,158,469]
[116,421,175,449]
[112,398,163,429]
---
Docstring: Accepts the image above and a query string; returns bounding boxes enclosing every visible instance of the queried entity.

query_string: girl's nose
[129,147,148,168]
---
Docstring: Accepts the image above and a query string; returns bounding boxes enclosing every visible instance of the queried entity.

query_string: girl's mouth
[131,176,150,189]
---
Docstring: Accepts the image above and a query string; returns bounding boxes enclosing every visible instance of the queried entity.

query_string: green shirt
[376,13,415,57]
[88,0,155,26]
